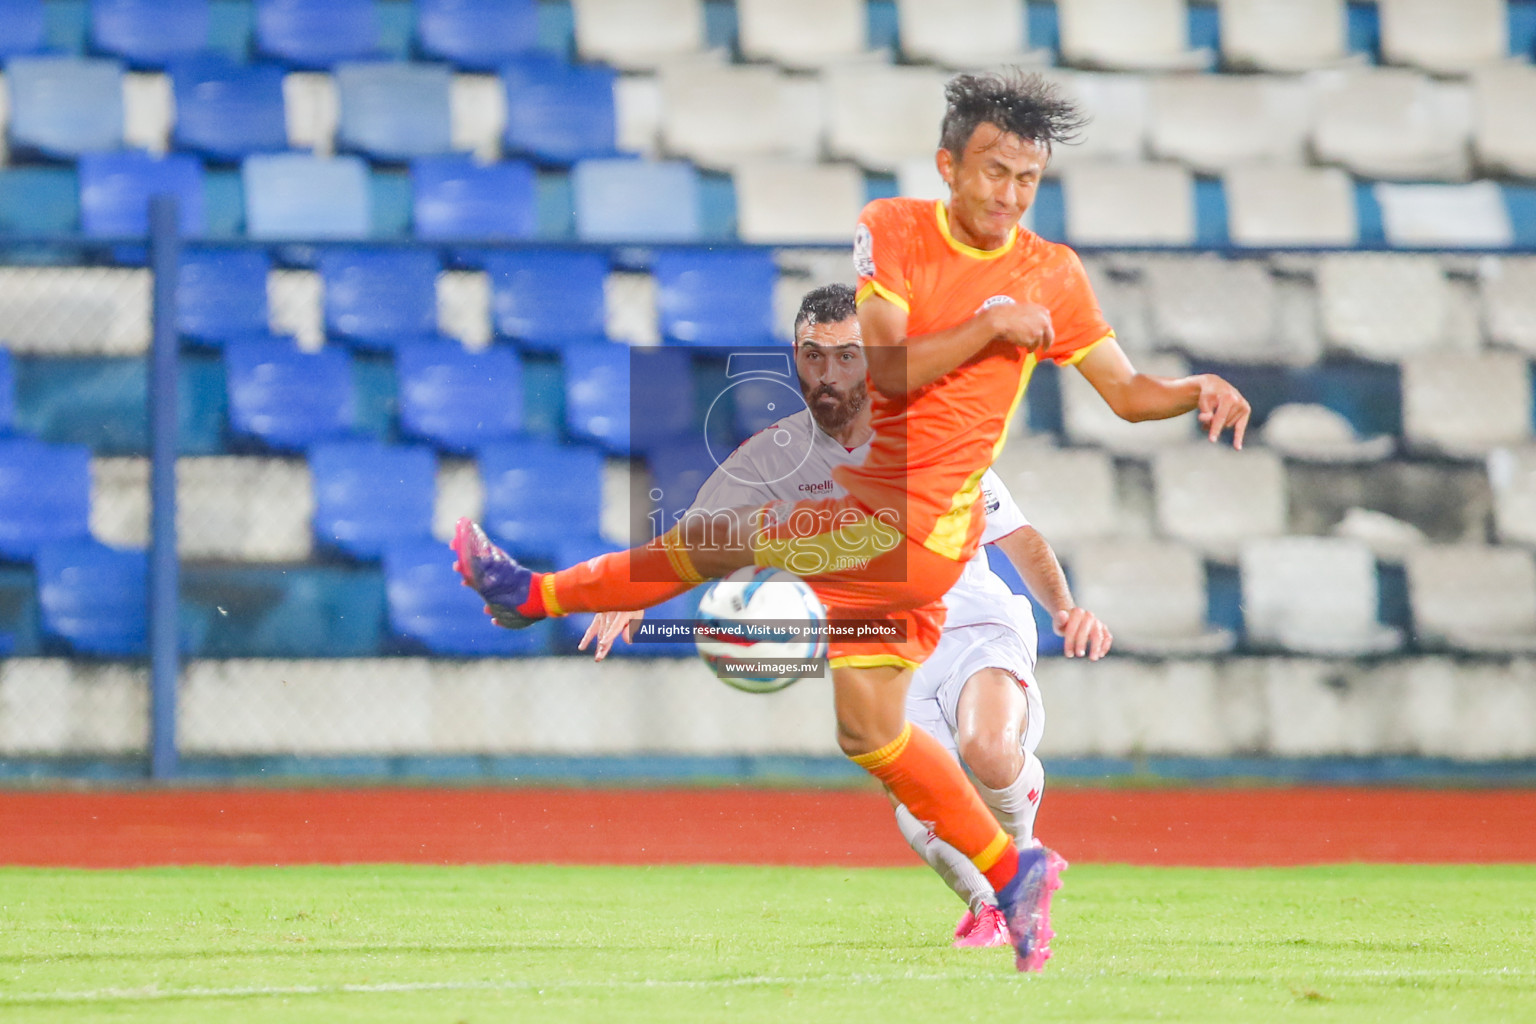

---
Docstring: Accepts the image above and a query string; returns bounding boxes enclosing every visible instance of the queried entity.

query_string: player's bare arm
[1074,337,1251,449]
[991,525,1111,661]
[859,293,1053,398]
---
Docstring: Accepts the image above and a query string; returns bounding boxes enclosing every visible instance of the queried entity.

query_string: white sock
[893,803,995,915]
[975,750,1045,847]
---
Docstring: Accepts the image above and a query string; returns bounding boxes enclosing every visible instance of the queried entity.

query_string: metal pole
[148,195,180,780]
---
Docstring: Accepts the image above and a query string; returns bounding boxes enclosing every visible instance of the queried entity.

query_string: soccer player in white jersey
[581,283,1111,949]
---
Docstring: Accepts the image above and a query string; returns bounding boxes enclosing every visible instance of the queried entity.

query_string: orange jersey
[845,197,1111,561]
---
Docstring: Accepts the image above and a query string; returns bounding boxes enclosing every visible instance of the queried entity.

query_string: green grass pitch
[1,864,1532,1023]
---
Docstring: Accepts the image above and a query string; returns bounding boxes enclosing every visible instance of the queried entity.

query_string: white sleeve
[690,449,775,513]
[978,469,1029,545]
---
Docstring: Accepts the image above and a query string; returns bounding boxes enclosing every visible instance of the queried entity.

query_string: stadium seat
[1061,163,1195,246]
[0,348,13,434]
[652,249,778,346]
[1489,445,1536,546]
[1057,0,1212,70]
[1317,254,1449,361]
[1405,544,1536,654]
[646,437,714,527]
[35,539,146,656]
[411,156,537,241]
[1216,0,1348,71]
[1259,403,1395,463]
[0,438,91,560]
[91,0,209,66]
[319,248,440,348]
[1378,0,1507,75]
[0,0,45,59]
[396,343,523,452]
[1312,69,1473,181]
[383,537,550,655]
[1375,182,1514,249]
[1152,444,1288,559]
[1473,65,1536,179]
[169,57,288,162]
[1240,536,1401,655]
[0,167,81,235]
[1224,165,1358,247]
[309,441,436,560]
[732,160,863,244]
[483,250,609,351]
[501,57,617,165]
[242,153,371,239]
[563,341,695,454]
[570,0,705,69]
[178,248,272,345]
[334,61,453,161]
[1401,351,1533,458]
[254,0,379,68]
[416,0,539,71]
[78,151,206,238]
[1039,71,1149,167]
[1148,75,1312,173]
[1067,539,1235,655]
[657,63,818,170]
[5,56,124,158]
[224,339,354,450]
[479,438,603,562]
[737,0,867,69]
[1062,352,1195,451]
[823,64,950,172]
[572,159,700,243]
[897,0,1038,66]
[989,444,1120,554]
[1481,256,1536,356]
[1143,256,1282,363]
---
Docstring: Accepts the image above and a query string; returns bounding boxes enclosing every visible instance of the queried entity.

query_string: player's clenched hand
[1053,607,1112,661]
[982,300,1054,353]
[579,609,643,661]
[1195,374,1251,450]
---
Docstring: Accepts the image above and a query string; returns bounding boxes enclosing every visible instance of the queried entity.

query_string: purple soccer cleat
[995,845,1068,973]
[450,517,541,629]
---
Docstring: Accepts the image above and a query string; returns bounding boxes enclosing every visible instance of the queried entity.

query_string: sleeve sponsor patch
[853,223,875,278]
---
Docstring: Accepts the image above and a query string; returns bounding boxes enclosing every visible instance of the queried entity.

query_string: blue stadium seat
[483,250,608,351]
[224,339,354,450]
[562,341,694,455]
[242,153,371,239]
[412,156,537,242]
[5,56,123,158]
[0,167,79,234]
[35,539,146,656]
[0,0,45,58]
[0,348,13,434]
[653,249,778,346]
[78,151,206,238]
[335,60,452,161]
[170,57,288,162]
[572,159,701,242]
[319,247,440,348]
[0,438,91,560]
[178,247,272,345]
[383,537,550,655]
[501,56,616,165]
[646,438,714,527]
[416,0,538,70]
[479,438,602,562]
[310,440,436,560]
[90,0,209,66]
[396,343,523,452]
[254,0,379,68]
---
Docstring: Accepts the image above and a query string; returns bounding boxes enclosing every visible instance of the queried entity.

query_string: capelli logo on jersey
[797,480,836,495]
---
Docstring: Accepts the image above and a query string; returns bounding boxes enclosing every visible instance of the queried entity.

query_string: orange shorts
[749,494,966,670]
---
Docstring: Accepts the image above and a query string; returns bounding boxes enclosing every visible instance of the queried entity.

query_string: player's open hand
[579,609,643,661]
[1053,606,1112,661]
[1195,374,1250,449]
[983,300,1054,353]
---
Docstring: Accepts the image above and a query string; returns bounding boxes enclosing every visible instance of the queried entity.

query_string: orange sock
[525,529,703,617]
[851,722,1020,893]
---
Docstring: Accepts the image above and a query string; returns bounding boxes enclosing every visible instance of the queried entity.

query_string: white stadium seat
[1405,544,1536,654]
[897,0,1042,67]
[1316,254,1449,361]
[823,65,949,172]
[1153,444,1288,559]
[1481,256,1536,357]
[1062,352,1196,453]
[1260,404,1395,464]
[988,443,1120,553]
[1039,71,1149,167]
[1378,0,1508,76]
[1375,182,1513,250]
[1057,0,1212,71]
[1473,65,1536,179]
[1488,445,1536,547]
[659,62,818,169]
[1311,68,1473,181]
[571,0,707,70]
[1224,165,1358,248]
[1061,162,1195,246]
[1240,536,1401,655]
[1216,0,1349,72]
[732,161,865,244]
[1148,74,1312,173]
[1401,351,1534,459]
[1142,255,1282,362]
[737,0,869,69]
[1067,539,1236,655]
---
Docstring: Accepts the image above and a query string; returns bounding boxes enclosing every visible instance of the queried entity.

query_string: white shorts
[906,622,1044,763]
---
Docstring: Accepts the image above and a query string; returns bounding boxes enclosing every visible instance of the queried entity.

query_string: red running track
[1,787,1532,869]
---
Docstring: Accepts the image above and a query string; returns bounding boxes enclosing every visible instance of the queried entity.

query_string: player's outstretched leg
[994,845,1068,973]
[451,519,540,629]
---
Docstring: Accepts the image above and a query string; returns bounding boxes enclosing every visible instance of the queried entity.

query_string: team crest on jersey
[977,295,1016,313]
[853,223,875,277]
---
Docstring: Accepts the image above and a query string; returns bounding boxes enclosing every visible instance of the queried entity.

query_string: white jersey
[687,410,1037,645]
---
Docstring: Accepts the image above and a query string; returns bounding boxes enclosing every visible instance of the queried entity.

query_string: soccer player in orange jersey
[452,70,1250,972]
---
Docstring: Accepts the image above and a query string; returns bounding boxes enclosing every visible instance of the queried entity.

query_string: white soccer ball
[695,566,828,694]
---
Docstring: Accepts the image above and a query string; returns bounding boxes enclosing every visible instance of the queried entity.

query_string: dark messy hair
[939,69,1088,157]
[793,283,857,339]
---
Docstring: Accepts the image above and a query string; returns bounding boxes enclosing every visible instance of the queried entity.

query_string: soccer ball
[695,566,828,694]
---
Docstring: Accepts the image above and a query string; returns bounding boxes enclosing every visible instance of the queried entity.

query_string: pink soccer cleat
[995,845,1069,973]
[450,518,541,629]
[952,904,1010,948]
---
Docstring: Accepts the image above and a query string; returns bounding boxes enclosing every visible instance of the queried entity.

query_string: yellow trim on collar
[935,200,1017,260]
